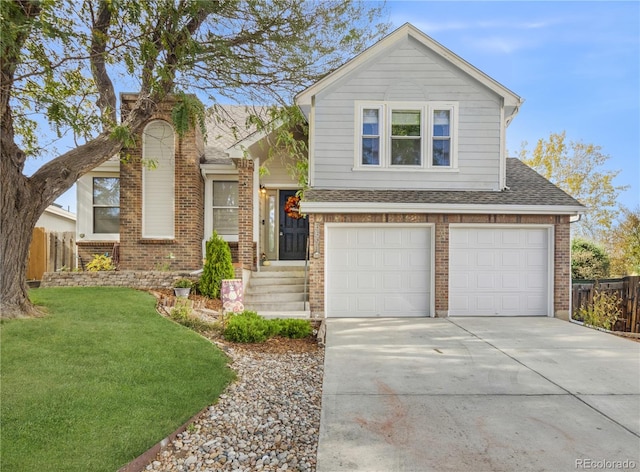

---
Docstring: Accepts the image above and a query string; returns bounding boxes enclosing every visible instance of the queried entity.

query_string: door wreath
[284,195,303,219]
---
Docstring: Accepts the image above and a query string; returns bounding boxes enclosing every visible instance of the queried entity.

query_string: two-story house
[76,23,584,318]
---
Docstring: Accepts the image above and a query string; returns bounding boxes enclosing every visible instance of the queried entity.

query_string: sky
[40,1,639,214]
[386,0,640,211]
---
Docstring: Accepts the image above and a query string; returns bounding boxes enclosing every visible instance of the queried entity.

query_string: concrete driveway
[317,317,640,472]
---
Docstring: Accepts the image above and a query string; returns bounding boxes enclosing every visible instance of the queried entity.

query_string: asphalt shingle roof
[304,158,585,209]
[203,105,268,163]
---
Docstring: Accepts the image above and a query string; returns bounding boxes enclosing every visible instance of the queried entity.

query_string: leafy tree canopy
[519,131,628,240]
[0,0,389,318]
[607,206,640,277]
[571,238,610,280]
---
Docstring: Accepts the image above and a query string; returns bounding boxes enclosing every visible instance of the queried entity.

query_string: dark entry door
[279,190,308,260]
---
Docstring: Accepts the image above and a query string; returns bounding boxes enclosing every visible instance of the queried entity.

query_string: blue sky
[386,0,639,210]
[43,1,639,214]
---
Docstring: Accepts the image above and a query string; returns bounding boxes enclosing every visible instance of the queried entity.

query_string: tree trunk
[0,209,43,319]
[0,151,47,318]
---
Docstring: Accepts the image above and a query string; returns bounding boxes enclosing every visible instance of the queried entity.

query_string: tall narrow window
[93,177,120,233]
[212,181,238,236]
[432,110,451,167]
[142,120,175,238]
[361,108,380,165]
[391,110,421,166]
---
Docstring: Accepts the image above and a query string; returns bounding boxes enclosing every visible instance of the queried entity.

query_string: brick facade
[118,94,204,271]
[235,158,256,270]
[307,213,571,319]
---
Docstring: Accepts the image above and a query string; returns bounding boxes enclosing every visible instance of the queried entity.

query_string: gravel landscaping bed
[144,337,325,472]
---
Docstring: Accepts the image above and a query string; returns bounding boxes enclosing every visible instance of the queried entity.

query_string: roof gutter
[300,201,586,216]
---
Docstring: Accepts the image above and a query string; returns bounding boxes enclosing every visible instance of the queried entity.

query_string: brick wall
[118,94,204,271]
[307,212,571,318]
[235,158,255,270]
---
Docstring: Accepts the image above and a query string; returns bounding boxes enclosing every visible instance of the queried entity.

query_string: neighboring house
[76,23,585,319]
[37,204,76,233]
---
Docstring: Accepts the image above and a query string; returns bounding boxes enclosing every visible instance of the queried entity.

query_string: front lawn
[1,287,235,472]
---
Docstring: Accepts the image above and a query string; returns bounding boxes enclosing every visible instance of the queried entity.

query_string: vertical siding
[312,36,502,191]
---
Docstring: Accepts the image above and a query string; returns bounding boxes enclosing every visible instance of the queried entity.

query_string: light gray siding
[260,152,298,187]
[312,36,502,191]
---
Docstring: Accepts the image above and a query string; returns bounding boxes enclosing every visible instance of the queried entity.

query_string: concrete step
[244,292,306,303]
[248,277,305,287]
[251,267,305,277]
[244,301,307,312]
[246,283,306,295]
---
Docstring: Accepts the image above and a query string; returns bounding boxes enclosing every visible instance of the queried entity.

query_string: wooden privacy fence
[572,276,640,333]
[27,228,76,280]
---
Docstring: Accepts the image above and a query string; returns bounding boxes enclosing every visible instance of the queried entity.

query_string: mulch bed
[148,289,323,354]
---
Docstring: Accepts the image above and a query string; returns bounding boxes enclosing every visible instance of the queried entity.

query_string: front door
[279,190,308,260]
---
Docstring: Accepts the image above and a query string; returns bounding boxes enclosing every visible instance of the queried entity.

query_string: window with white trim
[212,181,238,236]
[356,102,457,169]
[93,177,120,233]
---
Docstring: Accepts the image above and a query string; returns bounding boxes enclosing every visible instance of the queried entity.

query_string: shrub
[174,278,193,289]
[223,311,273,343]
[86,254,115,272]
[272,318,312,339]
[223,311,313,343]
[170,298,193,322]
[571,238,610,280]
[200,231,234,299]
[169,299,218,333]
[577,289,622,330]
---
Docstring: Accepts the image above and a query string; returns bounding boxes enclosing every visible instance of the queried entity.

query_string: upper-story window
[93,177,120,234]
[356,102,457,170]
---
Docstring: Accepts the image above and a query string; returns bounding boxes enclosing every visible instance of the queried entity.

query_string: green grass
[1,287,235,472]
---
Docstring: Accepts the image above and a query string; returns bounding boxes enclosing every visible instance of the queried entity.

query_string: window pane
[213,208,238,235]
[391,139,421,166]
[93,177,119,206]
[362,109,379,135]
[94,207,120,233]
[433,110,450,137]
[213,182,238,206]
[362,137,380,165]
[433,139,451,166]
[391,110,421,137]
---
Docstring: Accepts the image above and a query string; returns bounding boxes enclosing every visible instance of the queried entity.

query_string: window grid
[357,102,456,170]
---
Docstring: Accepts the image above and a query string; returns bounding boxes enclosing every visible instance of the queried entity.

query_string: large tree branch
[1,0,41,172]
[89,0,117,128]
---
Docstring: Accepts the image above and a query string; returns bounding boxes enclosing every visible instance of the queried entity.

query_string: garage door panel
[382,229,404,246]
[383,251,403,268]
[356,272,376,290]
[356,250,376,268]
[382,272,404,290]
[476,230,495,246]
[527,230,548,247]
[327,226,431,317]
[477,252,495,267]
[449,227,550,316]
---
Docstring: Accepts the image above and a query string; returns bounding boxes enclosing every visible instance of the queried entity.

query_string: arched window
[142,120,175,238]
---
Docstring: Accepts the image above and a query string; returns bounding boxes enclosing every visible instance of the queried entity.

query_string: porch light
[259,185,266,195]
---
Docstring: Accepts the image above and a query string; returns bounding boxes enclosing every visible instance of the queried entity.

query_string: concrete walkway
[317,317,640,472]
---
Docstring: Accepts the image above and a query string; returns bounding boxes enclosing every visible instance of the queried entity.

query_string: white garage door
[449,226,551,316]
[326,225,432,317]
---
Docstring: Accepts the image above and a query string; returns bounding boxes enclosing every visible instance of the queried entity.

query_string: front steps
[243,266,309,316]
